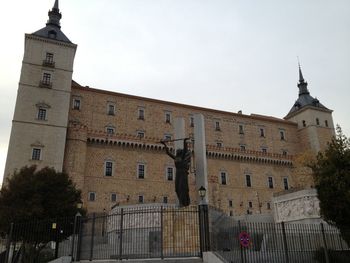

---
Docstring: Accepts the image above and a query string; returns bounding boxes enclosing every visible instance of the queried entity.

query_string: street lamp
[198,186,206,201]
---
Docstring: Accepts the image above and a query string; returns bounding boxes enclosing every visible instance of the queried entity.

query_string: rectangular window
[239,125,244,134]
[190,117,194,127]
[325,120,329,127]
[138,164,145,179]
[106,127,115,134]
[73,99,81,110]
[165,112,171,123]
[31,148,41,160]
[262,148,267,154]
[267,202,271,210]
[88,192,96,202]
[163,196,168,204]
[283,177,289,190]
[280,130,285,140]
[108,104,115,115]
[282,150,287,156]
[37,108,46,120]
[111,193,117,202]
[45,52,54,64]
[215,121,221,131]
[137,131,145,138]
[105,161,113,176]
[316,118,320,125]
[246,175,251,187]
[42,73,51,84]
[164,134,172,141]
[167,167,174,181]
[217,142,223,148]
[220,172,227,185]
[268,176,274,189]
[138,195,144,203]
[240,145,246,151]
[302,120,306,127]
[138,108,145,120]
[260,128,265,137]
[248,201,253,208]
[229,200,233,207]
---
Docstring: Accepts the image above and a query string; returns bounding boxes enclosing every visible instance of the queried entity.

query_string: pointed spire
[46,0,62,29]
[297,62,309,95]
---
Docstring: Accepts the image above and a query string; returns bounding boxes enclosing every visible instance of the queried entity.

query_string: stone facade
[3,1,336,218]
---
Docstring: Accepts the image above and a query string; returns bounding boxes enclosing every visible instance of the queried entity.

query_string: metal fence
[209,211,350,263]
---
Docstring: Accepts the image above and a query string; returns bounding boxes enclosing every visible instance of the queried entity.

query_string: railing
[42,60,55,68]
[209,210,350,263]
[39,80,52,88]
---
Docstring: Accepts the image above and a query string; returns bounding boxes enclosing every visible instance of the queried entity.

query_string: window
[164,134,172,141]
[37,108,47,120]
[267,202,271,210]
[282,150,287,156]
[229,211,233,216]
[239,125,244,134]
[42,73,51,84]
[166,167,174,181]
[280,130,285,140]
[106,127,115,134]
[316,118,320,125]
[138,108,145,120]
[31,148,41,160]
[190,117,194,127]
[246,175,251,187]
[260,128,265,137]
[107,104,115,115]
[137,131,145,138]
[283,177,289,190]
[216,142,223,148]
[43,52,54,67]
[262,148,267,154]
[248,201,253,208]
[105,161,113,176]
[240,145,246,151]
[88,192,96,202]
[229,200,233,207]
[215,121,221,131]
[325,120,329,127]
[165,112,171,123]
[138,195,144,203]
[268,176,274,189]
[220,172,227,185]
[73,99,81,110]
[163,196,168,204]
[137,164,145,179]
[111,193,117,202]
[302,120,306,127]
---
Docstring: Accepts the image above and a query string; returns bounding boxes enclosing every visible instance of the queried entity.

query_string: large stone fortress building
[4,1,335,215]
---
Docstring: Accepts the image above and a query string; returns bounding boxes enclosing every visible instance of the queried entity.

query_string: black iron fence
[1,205,203,262]
[209,210,350,263]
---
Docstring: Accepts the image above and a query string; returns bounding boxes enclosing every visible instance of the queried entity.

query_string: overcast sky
[1,0,349,185]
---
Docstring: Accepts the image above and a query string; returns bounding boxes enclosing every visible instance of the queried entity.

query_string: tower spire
[297,62,309,95]
[46,0,62,29]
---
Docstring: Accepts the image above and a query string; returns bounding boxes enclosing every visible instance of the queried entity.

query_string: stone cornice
[25,33,77,48]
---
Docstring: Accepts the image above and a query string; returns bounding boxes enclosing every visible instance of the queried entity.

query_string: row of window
[88,192,169,204]
[302,118,329,128]
[219,172,289,190]
[228,200,272,210]
[72,98,288,139]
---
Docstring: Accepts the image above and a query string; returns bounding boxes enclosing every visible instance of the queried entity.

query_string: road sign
[239,231,251,247]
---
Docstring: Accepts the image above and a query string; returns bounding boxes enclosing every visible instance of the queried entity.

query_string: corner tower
[284,65,335,153]
[4,0,77,180]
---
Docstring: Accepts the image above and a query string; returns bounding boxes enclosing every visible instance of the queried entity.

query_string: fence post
[4,223,14,263]
[281,222,289,263]
[119,208,124,260]
[198,204,210,257]
[89,213,96,261]
[160,206,164,259]
[320,223,330,263]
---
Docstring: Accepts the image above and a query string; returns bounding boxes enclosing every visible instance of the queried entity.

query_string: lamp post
[198,186,210,254]
[71,202,83,261]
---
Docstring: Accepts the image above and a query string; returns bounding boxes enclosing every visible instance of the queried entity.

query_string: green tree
[0,165,84,260]
[309,125,350,245]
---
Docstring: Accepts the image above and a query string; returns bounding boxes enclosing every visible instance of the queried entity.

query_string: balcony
[42,60,55,68]
[39,80,52,88]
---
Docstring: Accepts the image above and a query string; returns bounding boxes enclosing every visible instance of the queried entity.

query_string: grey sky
[1,0,349,185]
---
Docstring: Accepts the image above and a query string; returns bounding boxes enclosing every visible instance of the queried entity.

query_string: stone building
[3,1,335,216]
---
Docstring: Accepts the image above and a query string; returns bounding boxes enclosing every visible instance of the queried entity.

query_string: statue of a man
[161,138,191,207]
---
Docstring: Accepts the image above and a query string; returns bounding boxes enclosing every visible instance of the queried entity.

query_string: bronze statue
[161,138,191,207]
